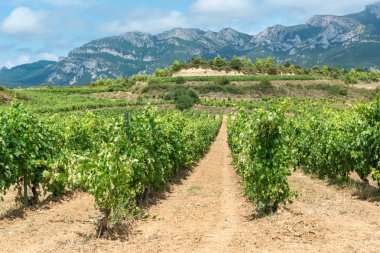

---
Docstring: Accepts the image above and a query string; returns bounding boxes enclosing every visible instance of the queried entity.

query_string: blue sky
[0,0,377,68]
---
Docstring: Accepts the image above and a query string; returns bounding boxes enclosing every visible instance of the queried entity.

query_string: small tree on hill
[212,55,227,69]
[172,60,184,72]
[230,56,243,71]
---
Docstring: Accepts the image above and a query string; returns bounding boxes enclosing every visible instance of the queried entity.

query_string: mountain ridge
[1,2,380,87]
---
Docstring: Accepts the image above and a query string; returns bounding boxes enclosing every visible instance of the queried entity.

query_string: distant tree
[240,57,255,74]
[131,74,149,82]
[230,56,243,71]
[342,69,358,84]
[212,55,227,68]
[188,57,207,68]
[255,57,275,73]
[369,71,379,82]
[303,68,311,75]
[241,57,253,68]
[284,60,291,68]
[356,67,366,72]
[172,60,184,72]
[322,65,331,74]
[329,67,340,79]
[154,68,172,77]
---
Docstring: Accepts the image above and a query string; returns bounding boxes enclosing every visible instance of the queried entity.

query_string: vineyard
[0,103,221,236]
[228,94,380,215]
[0,81,380,252]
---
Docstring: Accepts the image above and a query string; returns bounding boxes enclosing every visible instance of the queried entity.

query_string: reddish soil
[0,120,379,252]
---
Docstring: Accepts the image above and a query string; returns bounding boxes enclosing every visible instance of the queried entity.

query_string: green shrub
[186,88,199,102]
[310,84,348,96]
[343,72,358,84]
[335,87,348,96]
[175,94,195,110]
[136,96,144,103]
[131,74,149,82]
[214,77,230,86]
[171,88,199,102]
[174,76,186,84]
[230,56,243,71]
[172,60,184,72]
[195,84,243,94]
[258,79,274,92]
[162,93,172,100]
[147,78,162,85]
[153,68,172,77]
[369,71,379,82]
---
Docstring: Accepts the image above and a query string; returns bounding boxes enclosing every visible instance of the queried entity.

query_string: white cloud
[98,1,259,35]
[190,0,255,17]
[37,52,59,61]
[262,0,376,16]
[191,0,255,17]
[40,0,85,6]
[0,7,46,36]
[99,10,188,34]
[3,52,58,68]
[3,55,31,68]
[10,0,91,7]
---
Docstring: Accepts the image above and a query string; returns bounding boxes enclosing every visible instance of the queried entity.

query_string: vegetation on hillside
[83,56,380,90]
[152,56,380,84]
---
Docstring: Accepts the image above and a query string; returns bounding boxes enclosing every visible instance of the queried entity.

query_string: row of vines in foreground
[228,94,380,214]
[0,103,221,236]
[227,109,297,214]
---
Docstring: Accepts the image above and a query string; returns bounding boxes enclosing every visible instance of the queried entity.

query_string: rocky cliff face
[1,2,380,87]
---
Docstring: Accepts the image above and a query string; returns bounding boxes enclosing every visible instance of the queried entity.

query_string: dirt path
[0,119,380,252]
[123,117,245,253]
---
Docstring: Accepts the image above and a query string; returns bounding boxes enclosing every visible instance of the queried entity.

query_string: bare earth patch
[0,119,379,252]
[353,81,380,90]
[173,68,244,77]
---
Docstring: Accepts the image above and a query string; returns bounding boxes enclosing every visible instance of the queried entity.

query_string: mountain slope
[0,61,56,87]
[1,2,380,87]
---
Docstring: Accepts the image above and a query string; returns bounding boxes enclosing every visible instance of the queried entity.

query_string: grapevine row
[227,108,296,214]
[0,103,222,235]
[227,94,380,214]
[286,94,380,184]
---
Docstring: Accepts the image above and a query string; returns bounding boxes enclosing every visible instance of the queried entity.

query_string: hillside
[1,2,380,87]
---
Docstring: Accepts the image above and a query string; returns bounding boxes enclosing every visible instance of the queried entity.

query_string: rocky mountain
[1,2,380,87]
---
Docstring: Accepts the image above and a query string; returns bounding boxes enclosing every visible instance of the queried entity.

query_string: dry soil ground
[1,120,380,253]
